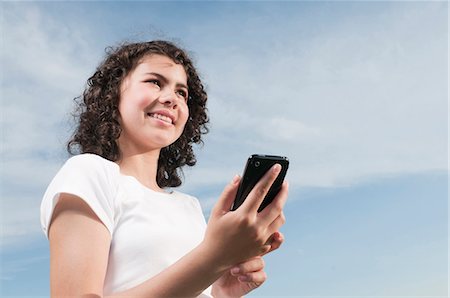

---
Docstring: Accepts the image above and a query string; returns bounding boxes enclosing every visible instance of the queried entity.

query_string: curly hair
[67,40,209,188]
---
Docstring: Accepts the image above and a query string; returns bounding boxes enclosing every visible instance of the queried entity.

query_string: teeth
[148,113,173,124]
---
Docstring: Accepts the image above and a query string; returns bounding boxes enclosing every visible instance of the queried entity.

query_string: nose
[158,88,177,108]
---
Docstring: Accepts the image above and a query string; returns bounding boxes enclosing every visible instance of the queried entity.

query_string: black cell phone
[231,154,289,212]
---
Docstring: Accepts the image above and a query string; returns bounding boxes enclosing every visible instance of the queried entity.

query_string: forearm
[106,242,229,298]
[211,285,243,298]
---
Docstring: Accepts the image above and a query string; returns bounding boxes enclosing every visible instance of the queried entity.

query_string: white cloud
[2,5,94,93]
[183,1,447,193]
[265,117,321,142]
[1,5,97,161]
[1,3,98,249]
[0,2,447,249]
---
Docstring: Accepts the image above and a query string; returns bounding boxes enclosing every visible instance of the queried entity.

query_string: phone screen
[231,154,289,212]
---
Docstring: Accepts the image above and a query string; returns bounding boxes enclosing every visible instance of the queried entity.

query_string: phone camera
[254,161,260,167]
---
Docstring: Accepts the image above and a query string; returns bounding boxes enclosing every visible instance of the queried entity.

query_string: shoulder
[172,191,203,210]
[62,154,120,178]
[171,190,198,202]
[41,154,120,238]
[65,153,118,170]
[47,153,121,200]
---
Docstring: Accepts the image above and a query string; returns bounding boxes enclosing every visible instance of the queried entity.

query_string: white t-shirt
[40,153,212,297]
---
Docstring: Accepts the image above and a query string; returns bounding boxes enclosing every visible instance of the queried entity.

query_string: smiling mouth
[147,113,173,124]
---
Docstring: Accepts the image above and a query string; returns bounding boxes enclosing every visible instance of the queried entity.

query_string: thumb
[212,175,241,216]
[262,231,284,256]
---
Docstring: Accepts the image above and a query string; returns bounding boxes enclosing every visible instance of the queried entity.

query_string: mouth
[147,112,174,125]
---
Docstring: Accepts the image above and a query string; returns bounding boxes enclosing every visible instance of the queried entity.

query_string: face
[118,54,189,153]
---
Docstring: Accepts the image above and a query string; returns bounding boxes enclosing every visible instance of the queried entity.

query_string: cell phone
[231,154,289,212]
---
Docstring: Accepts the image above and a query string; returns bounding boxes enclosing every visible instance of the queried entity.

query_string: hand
[211,230,285,297]
[211,256,267,298]
[201,164,289,270]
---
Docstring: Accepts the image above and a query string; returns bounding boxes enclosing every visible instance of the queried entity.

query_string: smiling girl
[40,40,288,297]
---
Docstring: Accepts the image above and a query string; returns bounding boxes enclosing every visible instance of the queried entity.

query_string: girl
[40,40,288,297]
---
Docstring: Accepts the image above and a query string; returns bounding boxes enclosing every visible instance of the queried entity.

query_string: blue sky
[0,1,448,297]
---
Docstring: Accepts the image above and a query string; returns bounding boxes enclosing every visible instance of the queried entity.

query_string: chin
[150,137,179,150]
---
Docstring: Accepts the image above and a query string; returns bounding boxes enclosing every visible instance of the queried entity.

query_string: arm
[49,194,111,296]
[49,165,288,297]
[49,194,224,298]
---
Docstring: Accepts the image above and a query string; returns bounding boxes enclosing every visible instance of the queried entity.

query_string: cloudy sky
[1,1,448,297]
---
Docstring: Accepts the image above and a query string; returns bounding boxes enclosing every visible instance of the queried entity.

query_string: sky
[0,1,448,297]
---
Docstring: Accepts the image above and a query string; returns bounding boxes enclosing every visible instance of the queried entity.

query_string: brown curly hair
[67,40,209,188]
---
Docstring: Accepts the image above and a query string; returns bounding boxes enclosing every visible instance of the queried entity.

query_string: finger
[230,256,265,276]
[262,231,284,256]
[238,270,267,284]
[211,175,241,216]
[258,180,289,225]
[266,212,286,236]
[259,244,271,256]
[240,164,282,214]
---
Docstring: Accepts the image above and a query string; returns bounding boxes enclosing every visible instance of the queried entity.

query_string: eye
[176,89,188,101]
[146,79,160,87]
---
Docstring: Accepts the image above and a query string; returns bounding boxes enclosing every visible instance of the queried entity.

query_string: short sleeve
[180,192,208,230]
[40,154,119,238]
[190,195,208,225]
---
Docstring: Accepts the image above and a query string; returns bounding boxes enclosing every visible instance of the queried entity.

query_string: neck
[116,149,164,193]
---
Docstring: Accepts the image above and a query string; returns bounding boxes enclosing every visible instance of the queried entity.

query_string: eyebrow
[146,72,188,90]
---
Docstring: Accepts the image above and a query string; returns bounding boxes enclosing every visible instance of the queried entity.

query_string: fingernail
[275,232,283,241]
[231,267,240,274]
[231,175,240,185]
[272,164,281,174]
